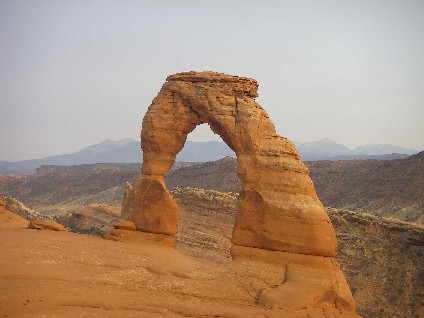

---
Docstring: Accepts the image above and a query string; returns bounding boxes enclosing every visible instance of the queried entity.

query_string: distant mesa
[294,138,417,161]
[115,71,360,315]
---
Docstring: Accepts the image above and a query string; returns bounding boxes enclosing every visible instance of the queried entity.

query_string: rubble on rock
[4,197,41,221]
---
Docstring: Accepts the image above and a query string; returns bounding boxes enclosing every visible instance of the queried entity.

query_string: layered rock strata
[121,182,134,219]
[134,71,336,256]
[128,71,358,314]
[28,219,66,231]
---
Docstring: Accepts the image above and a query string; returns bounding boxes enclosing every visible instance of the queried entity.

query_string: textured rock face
[131,71,357,314]
[28,220,66,231]
[68,204,121,235]
[113,219,136,231]
[133,71,336,256]
[121,182,134,219]
[105,227,175,248]
[4,197,41,221]
[232,245,355,312]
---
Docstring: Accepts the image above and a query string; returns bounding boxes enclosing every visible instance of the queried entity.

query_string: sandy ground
[0,204,360,318]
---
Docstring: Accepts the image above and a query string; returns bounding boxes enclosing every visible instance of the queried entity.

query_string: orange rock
[28,219,66,231]
[104,228,175,248]
[232,245,355,311]
[121,182,134,219]
[132,176,178,235]
[130,71,357,314]
[0,207,30,228]
[113,219,136,231]
[134,71,336,256]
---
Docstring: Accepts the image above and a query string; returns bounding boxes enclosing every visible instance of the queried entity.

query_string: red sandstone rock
[134,71,336,257]
[129,71,357,314]
[28,219,66,231]
[133,177,178,235]
[121,182,134,219]
[0,204,29,228]
[113,219,136,231]
[232,245,355,311]
[104,228,175,248]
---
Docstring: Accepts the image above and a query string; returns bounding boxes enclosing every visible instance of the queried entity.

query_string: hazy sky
[1,0,423,161]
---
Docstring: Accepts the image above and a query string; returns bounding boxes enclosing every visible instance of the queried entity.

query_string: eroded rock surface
[28,219,66,231]
[68,204,121,235]
[134,71,337,257]
[113,219,136,231]
[0,215,360,318]
[121,182,134,219]
[127,71,358,314]
[4,197,41,221]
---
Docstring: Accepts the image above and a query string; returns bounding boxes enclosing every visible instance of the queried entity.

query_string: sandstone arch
[132,71,337,257]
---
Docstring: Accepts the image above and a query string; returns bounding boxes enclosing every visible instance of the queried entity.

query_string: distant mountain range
[0,139,234,176]
[294,138,417,161]
[0,137,418,176]
[0,138,141,176]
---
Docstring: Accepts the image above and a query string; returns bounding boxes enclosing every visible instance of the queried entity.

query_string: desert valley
[3,0,424,316]
[1,155,423,317]
[1,72,423,318]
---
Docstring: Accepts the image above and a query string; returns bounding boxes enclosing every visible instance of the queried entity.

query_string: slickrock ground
[1,199,360,318]
[0,199,30,229]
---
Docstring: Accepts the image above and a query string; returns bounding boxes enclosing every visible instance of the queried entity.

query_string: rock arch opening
[185,122,226,143]
[165,123,239,263]
[174,123,235,162]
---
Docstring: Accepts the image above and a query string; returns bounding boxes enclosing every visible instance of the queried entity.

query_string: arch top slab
[132,71,337,257]
[166,71,259,98]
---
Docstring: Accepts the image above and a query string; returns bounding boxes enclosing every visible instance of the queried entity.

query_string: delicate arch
[132,71,337,257]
